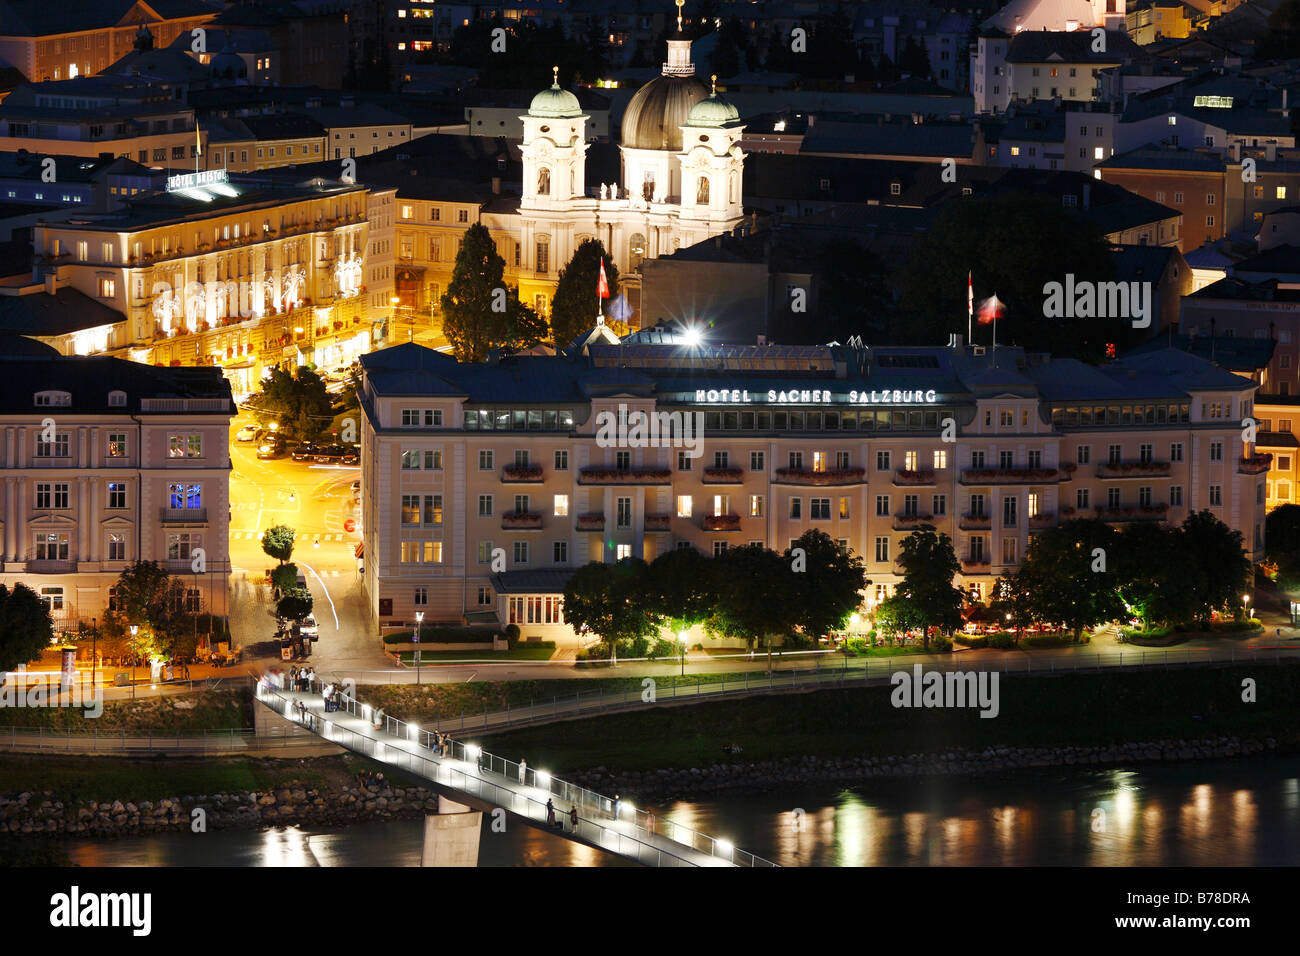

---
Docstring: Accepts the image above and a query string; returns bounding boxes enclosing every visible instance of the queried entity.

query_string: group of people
[433,731,452,757]
[288,665,316,693]
[356,770,386,790]
[322,682,343,712]
[544,798,580,832]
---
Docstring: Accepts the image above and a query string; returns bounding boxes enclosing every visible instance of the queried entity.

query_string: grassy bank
[470,662,1300,774]
[0,688,253,731]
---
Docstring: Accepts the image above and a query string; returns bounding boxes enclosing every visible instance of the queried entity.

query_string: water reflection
[55,757,1300,867]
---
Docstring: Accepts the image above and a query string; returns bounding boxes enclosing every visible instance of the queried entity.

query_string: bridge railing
[256,680,744,867]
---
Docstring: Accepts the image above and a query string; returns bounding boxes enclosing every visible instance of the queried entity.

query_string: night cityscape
[0,0,1294,936]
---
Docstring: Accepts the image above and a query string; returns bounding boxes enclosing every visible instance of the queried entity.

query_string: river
[58,757,1300,867]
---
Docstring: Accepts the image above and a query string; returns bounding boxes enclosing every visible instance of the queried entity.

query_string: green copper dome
[529,68,582,119]
[685,91,740,128]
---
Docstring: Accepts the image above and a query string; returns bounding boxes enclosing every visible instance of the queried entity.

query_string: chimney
[491,176,500,195]
[1267,142,1277,162]
[44,271,58,295]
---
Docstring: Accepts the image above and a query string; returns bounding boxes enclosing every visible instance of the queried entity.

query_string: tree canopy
[277,588,314,625]
[895,527,964,645]
[784,529,868,639]
[549,238,620,348]
[441,224,544,362]
[250,366,333,444]
[0,583,54,671]
[262,525,296,565]
[708,544,799,650]
[561,558,657,649]
[1010,518,1124,641]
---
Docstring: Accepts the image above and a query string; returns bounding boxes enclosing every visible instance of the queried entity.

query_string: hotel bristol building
[357,331,1269,641]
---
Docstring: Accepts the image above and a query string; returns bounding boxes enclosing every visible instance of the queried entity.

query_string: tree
[874,594,925,645]
[897,36,932,78]
[784,530,867,640]
[988,574,1032,640]
[250,366,333,443]
[1266,503,1300,591]
[0,583,54,671]
[1113,522,1195,628]
[708,544,797,652]
[1180,510,1253,624]
[1012,519,1124,641]
[549,238,619,348]
[262,525,296,565]
[895,192,1122,361]
[277,588,314,625]
[895,528,964,646]
[562,559,657,652]
[113,560,173,629]
[648,548,718,632]
[271,562,300,595]
[441,224,539,361]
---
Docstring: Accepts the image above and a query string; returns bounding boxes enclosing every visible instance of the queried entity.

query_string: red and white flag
[597,258,610,299]
[967,271,973,320]
[976,294,1006,325]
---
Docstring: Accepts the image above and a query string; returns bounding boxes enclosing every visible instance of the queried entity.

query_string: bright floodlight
[681,325,703,347]
[717,839,734,854]
[537,770,551,788]
[408,721,420,741]
[465,743,481,759]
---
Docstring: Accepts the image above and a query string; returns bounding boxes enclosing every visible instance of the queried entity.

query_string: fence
[0,724,320,755]
[326,644,1295,737]
[259,678,777,868]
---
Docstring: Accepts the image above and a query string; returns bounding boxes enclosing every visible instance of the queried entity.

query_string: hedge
[383,627,504,645]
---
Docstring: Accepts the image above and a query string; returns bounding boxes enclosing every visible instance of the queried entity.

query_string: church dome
[621,73,708,151]
[210,44,248,85]
[529,68,582,119]
[685,90,740,128]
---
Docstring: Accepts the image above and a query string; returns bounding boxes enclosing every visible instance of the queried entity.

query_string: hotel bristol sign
[693,388,939,405]
[166,169,229,193]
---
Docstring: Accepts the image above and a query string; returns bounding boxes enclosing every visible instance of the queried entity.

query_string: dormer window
[108,390,127,407]
[34,391,71,407]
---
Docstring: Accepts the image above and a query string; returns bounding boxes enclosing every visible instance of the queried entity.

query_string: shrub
[930,634,953,652]
[1022,633,1075,649]
[270,562,298,594]
[988,631,1019,650]
[1216,618,1262,632]
[504,624,521,645]
[648,638,678,659]
[955,633,988,649]
[617,635,650,659]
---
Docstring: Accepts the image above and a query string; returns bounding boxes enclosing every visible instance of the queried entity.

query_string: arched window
[697,176,710,205]
[629,234,646,272]
[108,390,127,407]
[537,167,551,195]
[34,390,71,407]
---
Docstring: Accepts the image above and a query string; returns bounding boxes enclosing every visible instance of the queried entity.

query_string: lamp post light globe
[414,611,424,685]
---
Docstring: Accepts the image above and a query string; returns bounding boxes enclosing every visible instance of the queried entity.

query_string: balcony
[702,513,742,532]
[160,507,208,525]
[27,559,76,573]
[1094,503,1168,523]
[702,466,745,484]
[893,468,935,487]
[960,467,1061,485]
[575,513,605,532]
[578,467,671,485]
[958,513,990,531]
[773,467,866,486]
[501,511,543,530]
[1096,460,1171,479]
[961,556,991,573]
[501,464,544,483]
[1029,512,1056,528]
[893,512,934,530]
[1058,461,1077,481]
[1239,454,1273,475]
[645,514,671,532]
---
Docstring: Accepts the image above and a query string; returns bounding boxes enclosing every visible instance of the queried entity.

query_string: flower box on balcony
[645,514,671,531]
[961,557,991,570]
[893,468,935,486]
[703,513,742,531]
[502,464,544,482]
[576,513,605,531]
[579,467,671,484]
[1238,454,1273,475]
[1094,504,1168,522]
[961,467,1060,483]
[773,467,866,486]
[1096,461,1172,478]
[1029,513,1056,527]
[501,511,543,530]
[893,513,934,528]
[702,466,744,483]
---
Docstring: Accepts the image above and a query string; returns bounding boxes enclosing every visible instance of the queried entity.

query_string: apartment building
[0,350,233,629]
[28,172,377,396]
[357,333,1267,641]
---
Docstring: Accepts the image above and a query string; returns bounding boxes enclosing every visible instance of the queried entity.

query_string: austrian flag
[598,258,610,298]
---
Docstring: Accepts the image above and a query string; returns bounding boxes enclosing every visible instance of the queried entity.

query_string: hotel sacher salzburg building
[357,329,1269,641]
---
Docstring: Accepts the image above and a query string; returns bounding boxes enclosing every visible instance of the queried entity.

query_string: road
[227,411,382,671]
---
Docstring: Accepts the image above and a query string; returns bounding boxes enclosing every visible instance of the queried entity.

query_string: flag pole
[967,271,973,342]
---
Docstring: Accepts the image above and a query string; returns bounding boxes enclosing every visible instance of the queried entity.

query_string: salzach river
[61,757,1300,867]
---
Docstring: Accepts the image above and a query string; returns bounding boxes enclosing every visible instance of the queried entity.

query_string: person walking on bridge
[518,757,527,784]
[546,799,557,828]
[570,805,578,831]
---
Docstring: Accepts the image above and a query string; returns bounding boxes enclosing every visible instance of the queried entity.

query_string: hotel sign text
[167,169,229,193]
[693,388,939,405]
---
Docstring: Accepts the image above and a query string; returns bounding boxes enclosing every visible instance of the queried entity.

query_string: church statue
[600,183,608,200]
[537,166,550,195]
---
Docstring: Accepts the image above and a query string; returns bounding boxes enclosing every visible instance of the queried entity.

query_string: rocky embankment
[0,782,440,836]
[569,735,1280,799]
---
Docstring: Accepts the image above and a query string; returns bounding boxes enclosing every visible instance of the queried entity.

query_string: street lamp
[1243,593,1251,621]
[129,624,138,700]
[90,616,97,696]
[414,610,423,685]
[679,629,688,677]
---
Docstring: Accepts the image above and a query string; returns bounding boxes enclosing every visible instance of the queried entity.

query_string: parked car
[256,437,286,459]
[298,615,319,639]
[291,442,317,461]
[235,424,257,442]
[315,444,358,464]
[350,479,361,497]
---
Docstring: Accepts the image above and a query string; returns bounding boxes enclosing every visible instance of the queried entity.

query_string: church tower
[519,66,589,209]
[677,74,745,229]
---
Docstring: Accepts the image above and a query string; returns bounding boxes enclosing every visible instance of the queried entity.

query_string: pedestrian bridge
[254,677,776,868]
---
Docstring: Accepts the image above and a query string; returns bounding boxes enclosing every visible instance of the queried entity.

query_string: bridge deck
[256,682,768,867]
